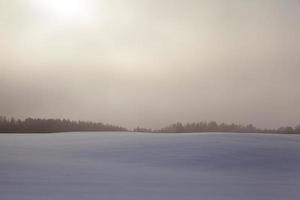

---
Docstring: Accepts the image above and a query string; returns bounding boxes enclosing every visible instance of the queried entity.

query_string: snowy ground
[1,132,300,200]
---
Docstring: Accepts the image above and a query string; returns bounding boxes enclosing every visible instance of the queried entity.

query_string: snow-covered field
[1,132,300,200]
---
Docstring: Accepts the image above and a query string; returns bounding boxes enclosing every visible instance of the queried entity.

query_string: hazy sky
[1,0,300,129]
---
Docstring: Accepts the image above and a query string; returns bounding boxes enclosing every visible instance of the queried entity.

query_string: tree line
[0,116,299,134]
[156,121,300,134]
[0,116,127,133]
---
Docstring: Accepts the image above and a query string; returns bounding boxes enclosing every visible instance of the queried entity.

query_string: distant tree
[0,116,127,133]
[295,125,300,134]
[245,124,256,132]
[133,127,152,132]
[277,126,294,134]
[1,116,299,134]
[208,121,218,132]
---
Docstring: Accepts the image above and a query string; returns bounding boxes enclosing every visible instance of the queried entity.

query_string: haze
[1,0,300,129]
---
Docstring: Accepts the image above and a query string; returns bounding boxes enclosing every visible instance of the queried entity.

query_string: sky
[1,0,300,129]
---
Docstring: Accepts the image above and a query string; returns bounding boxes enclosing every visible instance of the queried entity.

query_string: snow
[1,132,300,200]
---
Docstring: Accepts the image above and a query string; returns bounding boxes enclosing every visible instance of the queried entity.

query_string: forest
[0,116,299,134]
[157,122,300,134]
[0,116,127,133]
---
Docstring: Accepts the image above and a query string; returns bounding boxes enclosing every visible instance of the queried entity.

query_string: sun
[31,0,93,23]
[47,1,84,19]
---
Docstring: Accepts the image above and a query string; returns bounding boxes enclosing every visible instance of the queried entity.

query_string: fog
[1,0,300,129]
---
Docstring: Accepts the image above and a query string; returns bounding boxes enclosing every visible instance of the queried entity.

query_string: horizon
[1,0,300,129]
[1,115,299,132]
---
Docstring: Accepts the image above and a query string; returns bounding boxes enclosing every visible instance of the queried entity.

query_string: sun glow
[31,0,94,23]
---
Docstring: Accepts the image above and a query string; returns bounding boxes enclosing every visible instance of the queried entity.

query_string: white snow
[1,132,300,200]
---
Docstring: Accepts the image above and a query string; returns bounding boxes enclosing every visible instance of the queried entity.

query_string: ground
[1,132,300,200]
